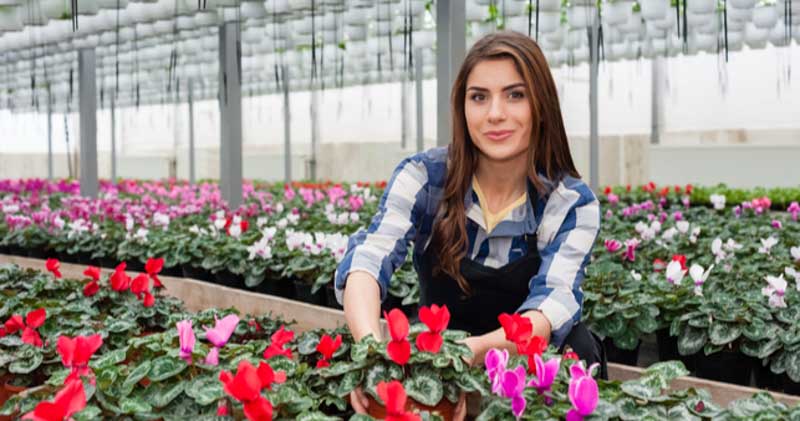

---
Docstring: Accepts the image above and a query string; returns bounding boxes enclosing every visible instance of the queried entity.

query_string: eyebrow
[466,83,526,92]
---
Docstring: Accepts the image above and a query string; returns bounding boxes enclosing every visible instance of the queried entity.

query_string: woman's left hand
[461,336,483,367]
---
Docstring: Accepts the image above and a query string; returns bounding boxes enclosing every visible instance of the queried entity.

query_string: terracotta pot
[0,376,28,421]
[365,395,456,420]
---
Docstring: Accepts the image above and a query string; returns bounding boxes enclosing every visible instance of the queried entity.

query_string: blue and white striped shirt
[334,147,600,347]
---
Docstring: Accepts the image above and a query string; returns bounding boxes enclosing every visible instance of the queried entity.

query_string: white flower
[247,237,273,260]
[710,194,726,210]
[689,227,701,244]
[276,218,289,229]
[262,227,277,242]
[189,225,201,234]
[666,260,687,285]
[214,217,227,231]
[711,238,727,263]
[2,204,19,214]
[256,217,268,228]
[676,221,690,234]
[630,270,642,281]
[275,203,285,214]
[784,267,800,292]
[349,212,360,223]
[662,227,678,241]
[635,221,648,234]
[791,246,800,262]
[153,212,170,229]
[325,204,335,213]
[724,239,743,252]
[651,221,662,233]
[287,213,300,224]
[134,227,149,242]
[52,216,65,230]
[125,214,134,232]
[758,237,779,254]
[336,213,349,225]
[762,274,787,308]
[689,264,713,286]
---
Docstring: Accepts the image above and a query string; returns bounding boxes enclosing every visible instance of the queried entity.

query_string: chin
[476,140,527,163]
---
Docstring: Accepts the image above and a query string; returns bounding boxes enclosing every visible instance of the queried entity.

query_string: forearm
[343,271,384,342]
[466,310,552,365]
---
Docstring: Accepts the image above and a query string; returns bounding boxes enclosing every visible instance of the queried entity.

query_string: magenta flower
[788,202,799,221]
[203,314,239,366]
[176,320,195,364]
[484,348,509,395]
[500,365,528,419]
[606,193,619,206]
[604,239,622,253]
[672,211,683,221]
[567,362,599,421]
[527,354,561,400]
[771,220,783,229]
[622,238,640,262]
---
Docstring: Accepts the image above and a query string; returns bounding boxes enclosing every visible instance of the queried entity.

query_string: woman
[335,31,604,416]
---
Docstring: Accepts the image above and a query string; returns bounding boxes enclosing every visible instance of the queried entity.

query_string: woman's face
[464,58,533,165]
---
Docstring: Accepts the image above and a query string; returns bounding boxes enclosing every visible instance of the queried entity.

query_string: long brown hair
[430,31,580,293]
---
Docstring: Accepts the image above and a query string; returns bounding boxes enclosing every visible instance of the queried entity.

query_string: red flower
[145,257,165,288]
[519,336,548,374]
[57,334,103,382]
[376,381,421,421]
[130,274,155,307]
[219,360,284,421]
[4,314,25,335]
[653,258,666,272]
[686,184,693,194]
[659,187,670,197]
[674,185,682,194]
[603,186,612,195]
[9,308,47,348]
[83,266,101,281]
[671,254,687,271]
[110,263,131,291]
[415,305,450,353]
[263,326,294,360]
[384,309,411,366]
[45,258,62,279]
[498,313,533,352]
[216,401,230,416]
[21,379,86,421]
[83,281,100,297]
[626,184,631,192]
[316,334,342,368]
[563,351,579,361]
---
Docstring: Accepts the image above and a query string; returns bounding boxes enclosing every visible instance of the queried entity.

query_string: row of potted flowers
[2,262,799,420]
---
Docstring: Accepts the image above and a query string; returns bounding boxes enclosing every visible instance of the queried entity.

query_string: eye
[470,93,486,102]
[509,90,525,100]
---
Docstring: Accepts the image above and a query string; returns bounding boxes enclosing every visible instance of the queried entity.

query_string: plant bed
[603,337,640,366]
[656,328,697,373]
[181,264,214,282]
[293,279,326,306]
[693,348,755,386]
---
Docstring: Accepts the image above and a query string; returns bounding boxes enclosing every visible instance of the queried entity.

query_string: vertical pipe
[110,91,117,183]
[47,88,53,180]
[588,7,600,192]
[78,48,98,198]
[283,64,292,183]
[435,0,465,147]
[188,79,196,184]
[415,47,424,153]
[218,22,243,208]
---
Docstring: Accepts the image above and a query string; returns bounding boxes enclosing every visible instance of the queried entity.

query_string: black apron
[418,229,607,378]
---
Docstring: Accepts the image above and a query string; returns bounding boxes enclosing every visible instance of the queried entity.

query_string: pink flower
[604,239,622,253]
[772,220,783,229]
[204,314,239,366]
[622,238,639,262]
[788,202,800,221]
[527,354,561,399]
[484,348,509,395]
[567,362,599,421]
[177,320,195,364]
[606,193,619,206]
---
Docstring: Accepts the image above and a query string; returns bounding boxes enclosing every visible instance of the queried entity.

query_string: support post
[310,81,319,181]
[435,0,465,147]
[651,57,662,145]
[47,88,53,180]
[588,7,600,192]
[283,64,292,183]
[188,79,196,184]
[218,22,243,208]
[110,91,117,183]
[78,48,98,198]
[415,48,424,153]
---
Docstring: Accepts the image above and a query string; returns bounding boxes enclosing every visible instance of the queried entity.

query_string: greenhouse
[1,0,800,420]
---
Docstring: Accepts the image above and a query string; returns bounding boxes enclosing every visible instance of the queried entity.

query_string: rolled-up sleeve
[334,157,428,304]
[518,181,600,347]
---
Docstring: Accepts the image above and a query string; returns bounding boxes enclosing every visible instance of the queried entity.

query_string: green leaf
[72,405,102,421]
[185,375,224,406]
[364,363,393,403]
[148,356,187,382]
[634,312,659,334]
[643,361,690,383]
[708,322,742,346]
[297,332,320,355]
[122,360,152,394]
[297,411,341,421]
[404,371,444,407]
[91,347,129,369]
[119,396,152,414]
[621,380,660,401]
[335,370,364,398]
[678,327,707,356]
[785,349,800,382]
[9,348,43,374]
[105,318,138,333]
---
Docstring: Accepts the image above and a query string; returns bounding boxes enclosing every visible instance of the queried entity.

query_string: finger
[454,393,467,421]
[350,391,366,413]
[358,388,369,409]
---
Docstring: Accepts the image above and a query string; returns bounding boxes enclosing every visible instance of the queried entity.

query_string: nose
[487,96,506,124]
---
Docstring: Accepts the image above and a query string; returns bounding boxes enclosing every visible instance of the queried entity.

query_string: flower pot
[753,360,784,392]
[181,264,214,282]
[783,375,800,396]
[214,269,244,289]
[126,259,146,273]
[0,376,28,420]
[602,337,640,366]
[293,280,326,306]
[694,348,754,386]
[655,329,697,373]
[366,394,455,420]
[6,244,27,257]
[161,265,183,277]
[26,248,51,260]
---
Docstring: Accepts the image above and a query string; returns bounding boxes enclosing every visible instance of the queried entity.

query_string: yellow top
[472,176,528,234]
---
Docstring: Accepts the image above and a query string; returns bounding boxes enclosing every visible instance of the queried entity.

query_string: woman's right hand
[350,387,370,414]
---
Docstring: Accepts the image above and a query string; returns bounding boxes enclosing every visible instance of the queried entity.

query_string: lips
[485,130,514,141]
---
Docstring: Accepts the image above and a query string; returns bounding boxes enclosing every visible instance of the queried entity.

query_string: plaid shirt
[334,147,600,347]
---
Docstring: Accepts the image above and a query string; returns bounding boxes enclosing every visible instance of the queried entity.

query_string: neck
[474,153,529,208]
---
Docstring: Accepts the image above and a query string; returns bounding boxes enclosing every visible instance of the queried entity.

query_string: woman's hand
[349,387,370,414]
[453,392,467,421]
[461,335,485,367]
